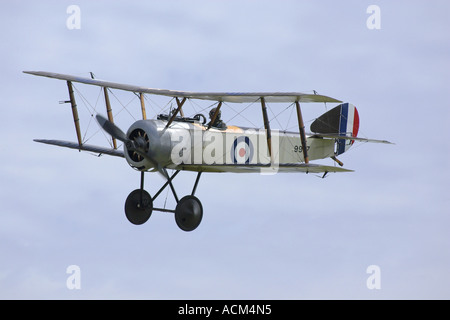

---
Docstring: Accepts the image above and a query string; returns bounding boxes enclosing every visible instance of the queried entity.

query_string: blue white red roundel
[231,136,254,164]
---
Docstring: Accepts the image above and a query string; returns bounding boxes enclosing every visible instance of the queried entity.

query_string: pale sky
[1,0,450,299]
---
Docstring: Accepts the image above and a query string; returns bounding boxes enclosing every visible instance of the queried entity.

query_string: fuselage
[124,119,335,173]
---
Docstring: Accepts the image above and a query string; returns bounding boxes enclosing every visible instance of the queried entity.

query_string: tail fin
[310,103,360,155]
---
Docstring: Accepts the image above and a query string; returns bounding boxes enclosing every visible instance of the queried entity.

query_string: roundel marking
[231,136,254,164]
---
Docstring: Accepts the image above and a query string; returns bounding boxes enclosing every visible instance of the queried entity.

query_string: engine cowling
[124,120,172,171]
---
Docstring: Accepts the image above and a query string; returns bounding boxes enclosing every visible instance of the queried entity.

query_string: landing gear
[175,195,203,232]
[123,170,204,231]
[124,189,153,225]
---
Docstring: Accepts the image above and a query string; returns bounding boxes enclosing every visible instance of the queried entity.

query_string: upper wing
[23,71,342,104]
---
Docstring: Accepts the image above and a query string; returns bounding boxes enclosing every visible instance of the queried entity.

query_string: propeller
[95,114,128,143]
[95,114,167,178]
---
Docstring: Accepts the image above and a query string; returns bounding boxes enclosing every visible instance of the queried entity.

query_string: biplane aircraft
[25,71,392,231]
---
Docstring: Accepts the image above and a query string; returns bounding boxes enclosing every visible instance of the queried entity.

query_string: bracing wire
[72,85,112,147]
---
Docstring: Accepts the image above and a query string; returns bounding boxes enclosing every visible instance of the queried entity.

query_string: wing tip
[34,139,125,158]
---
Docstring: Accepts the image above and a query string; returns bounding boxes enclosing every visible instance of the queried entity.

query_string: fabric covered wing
[24,71,342,104]
[173,163,353,173]
[34,139,125,157]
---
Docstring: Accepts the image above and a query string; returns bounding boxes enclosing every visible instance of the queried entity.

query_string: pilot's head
[209,108,221,120]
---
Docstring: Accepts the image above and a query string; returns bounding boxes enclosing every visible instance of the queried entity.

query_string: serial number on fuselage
[293,145,310,153]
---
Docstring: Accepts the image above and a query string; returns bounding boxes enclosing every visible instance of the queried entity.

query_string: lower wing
[34,139,124,158]
[173,163,353,173]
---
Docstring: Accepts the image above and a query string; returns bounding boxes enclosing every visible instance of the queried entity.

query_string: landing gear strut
[124,172,153,225]
[123,170,204,231]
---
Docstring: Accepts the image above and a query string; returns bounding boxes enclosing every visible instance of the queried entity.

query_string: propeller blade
[96,114,128,143]
[96,114,167,179]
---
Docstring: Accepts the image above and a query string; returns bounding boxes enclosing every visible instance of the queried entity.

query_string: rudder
[310,103,359,155]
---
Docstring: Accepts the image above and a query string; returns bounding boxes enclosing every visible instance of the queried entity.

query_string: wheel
[124,189,153,225]
[175,195,203,231]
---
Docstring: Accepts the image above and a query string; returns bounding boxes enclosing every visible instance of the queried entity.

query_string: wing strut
[295,101,309,164]
[103,87,117,149]
[139,93,147,120]
[66,81,83,147]
[260,97,272,159]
